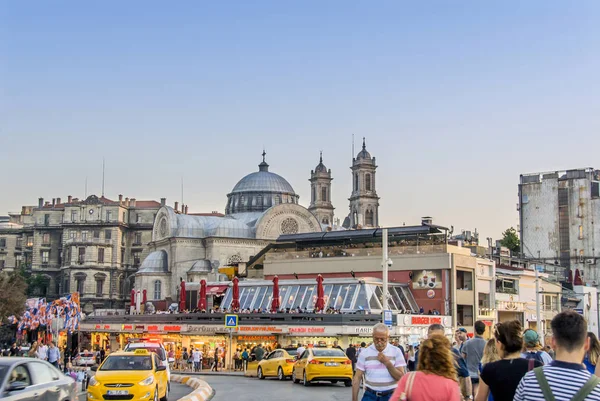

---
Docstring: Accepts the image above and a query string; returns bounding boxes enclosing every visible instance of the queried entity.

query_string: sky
[1,1,599,242]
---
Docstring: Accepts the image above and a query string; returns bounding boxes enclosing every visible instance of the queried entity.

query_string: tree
[0,272,27,321]
[18,267,49,297]
[500,227,520,254]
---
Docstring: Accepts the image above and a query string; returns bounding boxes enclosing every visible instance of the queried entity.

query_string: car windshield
[284,349,298,356]
[100,356,153,371]
[0,366,7,383]
[126,345,166,360]
[80,353,94,358]
[313,349,346,357]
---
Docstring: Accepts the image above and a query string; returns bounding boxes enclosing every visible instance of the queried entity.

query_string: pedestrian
[462,321,487,395]
[254,344,265,362]
[455,328,468,353]
[48,341,61,368]
[346,343,357,372]
[234,349,241,371]
[514,310,600,400]
[479,339,500,401]
[476,320,542,401]
[521,329,553,365]
[297,343,305,358]
[241,348,249,372]
[182,348,189,372]
[390,335,461,401]
[357,342,367,360]
[583,332,600,374]
[544,345,555,360]
[352,323,406,401]
[407,345,416,372]
[36,341,48,360]
[9,343,18,357]
[28,341,38,358]
[192,348,201,372]
[175,347,182,371]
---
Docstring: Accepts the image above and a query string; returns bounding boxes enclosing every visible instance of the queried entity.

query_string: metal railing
[268,244,448,261]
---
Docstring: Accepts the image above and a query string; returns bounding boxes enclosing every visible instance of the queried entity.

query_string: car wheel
[258,367,265,380]
[303,372,310,387]
[161,383,169,401]
[154,387,159,401]
[344,380,352,387]
[292,370,299,384]
[278,367,284,381]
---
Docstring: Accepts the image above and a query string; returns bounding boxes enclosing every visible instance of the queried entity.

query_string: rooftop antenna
[85,176,88,198]
[101,157,105,197]
[181,176,184,210]
[352,134,355,159]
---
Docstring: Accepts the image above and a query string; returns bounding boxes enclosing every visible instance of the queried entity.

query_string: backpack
[183,351,189,360]
[524,351,545,365]
[534,366,600,401]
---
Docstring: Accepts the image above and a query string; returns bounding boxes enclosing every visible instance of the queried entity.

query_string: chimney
[130,198,136,208]
[125,197,129,207]
[160,198,166,206]
[174,202,179,212]
[185,205,189,214]
[421,216,433,225]
[52,198,56,206]
[38,198,44,208]
[56,197,61,205]
[67,195,72,203]
[21,206,27,215]
[118,194,123,203]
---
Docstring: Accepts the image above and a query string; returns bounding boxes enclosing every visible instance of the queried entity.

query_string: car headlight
[88,377,99,387]
[139,376,154,386]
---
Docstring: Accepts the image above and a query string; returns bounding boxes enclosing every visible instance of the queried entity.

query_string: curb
[185,372,245,378]
[172,374,214,401]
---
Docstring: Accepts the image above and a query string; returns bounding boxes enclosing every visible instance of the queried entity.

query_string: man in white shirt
[296,343,306,359]
[36,341,48,360]
[192,348,202,372]
[352,323,406,401]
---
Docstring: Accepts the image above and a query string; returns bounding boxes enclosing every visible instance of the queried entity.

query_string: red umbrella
[130,289,136,306]
[574,269,584,286]
[198,279,207,310]
[231,277,240,310]
[142,289,147,304]
[270,276,280,312]
[567,269,574,284]
[179,280,186,311]
[315,274,325,312]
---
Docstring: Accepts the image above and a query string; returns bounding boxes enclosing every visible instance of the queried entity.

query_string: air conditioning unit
[586,259,596,265]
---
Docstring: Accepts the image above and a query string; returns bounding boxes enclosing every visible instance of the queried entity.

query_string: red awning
[206,285,229,295]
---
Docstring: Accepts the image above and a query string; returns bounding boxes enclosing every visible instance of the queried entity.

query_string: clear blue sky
[1,1,599,241]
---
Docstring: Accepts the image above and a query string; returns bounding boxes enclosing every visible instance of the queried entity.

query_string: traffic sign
[225,314,238,328]
[383,310,393,328]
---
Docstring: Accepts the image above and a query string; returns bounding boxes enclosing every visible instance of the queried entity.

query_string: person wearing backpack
[521,329,553,365]
[182,348,189,372]
[514,310,600,401]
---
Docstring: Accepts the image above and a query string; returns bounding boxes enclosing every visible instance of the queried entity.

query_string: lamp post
[381,228,391,324]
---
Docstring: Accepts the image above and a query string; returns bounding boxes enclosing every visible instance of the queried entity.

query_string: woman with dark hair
[390,335,460,401]
[475,320,542,401]
[584,332,600,374]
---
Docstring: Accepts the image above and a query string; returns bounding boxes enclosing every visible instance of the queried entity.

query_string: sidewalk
[173,369,245,377]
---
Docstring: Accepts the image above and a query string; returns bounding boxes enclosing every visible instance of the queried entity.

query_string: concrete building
[519,168,600,284]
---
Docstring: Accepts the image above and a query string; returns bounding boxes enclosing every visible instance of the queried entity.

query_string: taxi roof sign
[134,349,149,354]
[225,314,238,328]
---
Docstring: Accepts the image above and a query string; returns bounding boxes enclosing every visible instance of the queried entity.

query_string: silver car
[0,357,77,401]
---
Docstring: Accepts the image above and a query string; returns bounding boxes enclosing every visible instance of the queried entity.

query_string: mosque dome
[226,152,299,215]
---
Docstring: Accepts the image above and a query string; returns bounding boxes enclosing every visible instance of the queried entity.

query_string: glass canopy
[219,278,418,313]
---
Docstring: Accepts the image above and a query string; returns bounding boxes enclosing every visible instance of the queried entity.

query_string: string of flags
[7,292,81,334]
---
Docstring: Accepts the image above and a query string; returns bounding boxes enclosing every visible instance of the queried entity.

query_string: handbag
[399,372,417,401]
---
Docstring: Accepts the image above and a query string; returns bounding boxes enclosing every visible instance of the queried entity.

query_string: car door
[260,352,273,376]
[2,363,37,401]
[28,361,63,401]
[272,351,284,373]
[154,354,167,397]
[295,350,309,378]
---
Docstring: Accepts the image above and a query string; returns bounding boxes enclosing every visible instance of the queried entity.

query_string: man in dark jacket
[346,344,357,372]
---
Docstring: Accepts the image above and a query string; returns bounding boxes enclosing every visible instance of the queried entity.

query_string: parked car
[257,348,298,380]
[73,352,96,366]
[0,357,77,400]
[292,347,353,387]
[123,339,170,389]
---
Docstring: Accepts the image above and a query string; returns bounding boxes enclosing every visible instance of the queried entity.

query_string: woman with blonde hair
[390,335,460,401]
[584,332,600,374]
[481,338,500,365]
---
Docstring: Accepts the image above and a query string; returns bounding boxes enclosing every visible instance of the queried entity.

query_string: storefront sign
[288,327,325,334]
[238,336,277,341]
[238,326,285,333]
[353,327,373,335]
[411,316,442,326]
[188,325,220,334]
[412,269,442,289]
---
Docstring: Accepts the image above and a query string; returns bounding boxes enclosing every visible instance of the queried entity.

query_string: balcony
[478,308,496,318]
[496,299,527,312]
[65,238,113,246]
[268,244,449,261]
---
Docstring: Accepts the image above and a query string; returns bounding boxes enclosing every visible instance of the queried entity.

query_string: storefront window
[222,290,232,309]
[253,286,267,309]
[355,284,368,310]
[260,287,273,310]
[326,285,341,309]
[369,291,382,310]
[301,286,315,309]
[241,287,257,309]
[292,287,306,309]
[335,285,349,309]
[237,288,248,308]
[283,285,300,309]
[399,287,419,312]
[390,287,405,310]
[343,285,357,309]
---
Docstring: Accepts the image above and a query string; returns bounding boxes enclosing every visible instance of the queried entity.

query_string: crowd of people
[1,340,73,370]
[349,311,600,401]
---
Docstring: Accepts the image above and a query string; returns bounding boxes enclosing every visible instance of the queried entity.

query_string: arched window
[322,218,329,225]
[321,187,327,202]
[153,280,162,300]
[312,187,316,203]
[366,174,372,191]
[366,210,374,226]
[354,174,359,191]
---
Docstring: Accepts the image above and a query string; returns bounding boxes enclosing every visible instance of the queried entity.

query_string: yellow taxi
[87,349,169,401]
[292,347,353,387]
[257,348,299,380]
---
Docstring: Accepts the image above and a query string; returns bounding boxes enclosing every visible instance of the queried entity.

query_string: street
[206,375,351,401]
[77,382,192,401]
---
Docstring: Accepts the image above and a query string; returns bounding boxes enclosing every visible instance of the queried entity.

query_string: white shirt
[297,346,306,357]
[192,350,202,362]
[356,343,406,391]
[36,345,48,360]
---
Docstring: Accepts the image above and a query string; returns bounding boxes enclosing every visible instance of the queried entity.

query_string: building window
[0,238,5,248]
[96,280,104,297]
[78,247,85,264]
[42,233,50,245]
[478,293,490,309]
[121,248,125,265]
[98,248,104,263]
[136,214,141,223]
[15,254,22,268]
[496,278,518,294]
[81,231,88,241]
[457,271,473,290]
[16,237,22,248]
[0,258,5,269]
[365,210,374,226]
[154,280,162,300]
[105,230,112,240]
[75,278,84,294]
[41,251,49,264]
[134,232,142,245]
[312,187,316,203]
[321,187,327,202]
[133,251,141,267]
[457,305,474,326]
[544,295,557,312]
[71,210,77,222]
[69,231,76,240]
[44,214,50,226]
[579,225,584,240]
[322,218,329,225]
[122,212,126,222]
[366,173,371,191]
[106,210,111,222]
[93,230,100,239]
[354,173,359,191]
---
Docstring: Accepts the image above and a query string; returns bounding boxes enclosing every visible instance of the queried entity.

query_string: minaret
[308,151,335,226]
[348,138,379,228]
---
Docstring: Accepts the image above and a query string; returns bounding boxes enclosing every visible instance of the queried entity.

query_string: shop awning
[206,285,229,295]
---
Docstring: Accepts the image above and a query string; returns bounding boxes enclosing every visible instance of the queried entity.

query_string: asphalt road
[77,381,192,401]
[206,375,351,401]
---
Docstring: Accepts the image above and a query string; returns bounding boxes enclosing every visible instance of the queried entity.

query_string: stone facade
[308,152,335,226]
[346,138,379,229]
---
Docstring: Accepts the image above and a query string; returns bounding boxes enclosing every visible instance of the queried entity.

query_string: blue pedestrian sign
[383,310,393,328]
[225,314,238,328]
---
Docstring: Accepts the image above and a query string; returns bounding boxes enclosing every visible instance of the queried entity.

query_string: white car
[73,351,96,366]
[123,339,171,388]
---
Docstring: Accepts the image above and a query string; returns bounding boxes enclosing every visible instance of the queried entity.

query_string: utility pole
[382,228,389,312]
[535,265,543,345]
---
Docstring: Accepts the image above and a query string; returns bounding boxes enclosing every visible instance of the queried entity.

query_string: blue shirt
[48,347,60,363]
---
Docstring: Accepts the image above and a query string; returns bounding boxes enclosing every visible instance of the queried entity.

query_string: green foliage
[500,227,520,254]
[0,272,27,321]
[18,267,49,297]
